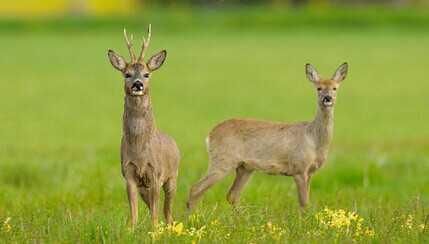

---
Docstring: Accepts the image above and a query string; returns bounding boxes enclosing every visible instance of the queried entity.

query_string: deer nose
[132,81,144,90]
[323,96,332,103]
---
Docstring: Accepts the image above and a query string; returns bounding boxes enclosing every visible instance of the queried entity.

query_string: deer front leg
[149,184,161,226]
[163,178,177,224]
[123,164,139,228]
[293,173,310,208]
[126,180,139,227]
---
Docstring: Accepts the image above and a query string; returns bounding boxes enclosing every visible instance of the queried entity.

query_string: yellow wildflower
[316,207,375,239]
[210,219,220,226]
[187,225,206,240]
[2,217,11,233]
[167,222,184,236]
[263,221,286,241]
[401,214,414,230]
[364,228,375,237]
[148,222,167,240]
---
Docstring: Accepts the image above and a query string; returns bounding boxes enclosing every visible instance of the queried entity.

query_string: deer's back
[208,118,293,155]
[207,118,314,174]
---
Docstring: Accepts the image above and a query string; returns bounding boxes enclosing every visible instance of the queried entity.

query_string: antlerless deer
[187,63,348,210]
[108,25,180,227]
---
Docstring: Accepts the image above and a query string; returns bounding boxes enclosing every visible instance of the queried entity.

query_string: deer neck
[123,92,156,145]
[309,105,334,153]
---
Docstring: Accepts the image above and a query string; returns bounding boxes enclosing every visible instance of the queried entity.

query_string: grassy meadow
[0,8,429,243]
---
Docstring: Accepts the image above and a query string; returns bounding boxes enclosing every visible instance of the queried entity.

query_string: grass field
[1,9,429,243]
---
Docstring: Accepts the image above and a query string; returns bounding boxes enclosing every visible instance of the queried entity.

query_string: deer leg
[163,177,177,224]
[123,164,139,227]
[126,180,139,227]
[294,173,310,208]
[139,187,150,209]
[149,185,161,226]
[187,170,229,211]
[227,165,253,206]
[306,173,312,203]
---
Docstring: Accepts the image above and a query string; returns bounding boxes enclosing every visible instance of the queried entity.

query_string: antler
[123,28,136,62]
[138,24,152,63]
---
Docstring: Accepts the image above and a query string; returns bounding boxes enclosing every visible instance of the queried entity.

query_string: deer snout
[321,95,334,106]
[131,80,144,91]
[322,96,332,103]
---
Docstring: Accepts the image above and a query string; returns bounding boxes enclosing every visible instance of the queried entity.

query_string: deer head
[305,62,348,109]
[108,24,167,96]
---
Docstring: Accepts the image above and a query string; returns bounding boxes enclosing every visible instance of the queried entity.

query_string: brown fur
[187,63,348,210]
[108,27,180,227]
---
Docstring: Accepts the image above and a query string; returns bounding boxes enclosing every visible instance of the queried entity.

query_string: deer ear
[332,62,348,83]
[305,63,320,83]
[147,50,167,71]
[108,49,126,71]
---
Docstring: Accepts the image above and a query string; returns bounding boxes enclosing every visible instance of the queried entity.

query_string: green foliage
[2,7,429,32]
[0,11,428,242]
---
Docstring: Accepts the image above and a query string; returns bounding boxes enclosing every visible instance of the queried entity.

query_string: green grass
[0,15,429,243]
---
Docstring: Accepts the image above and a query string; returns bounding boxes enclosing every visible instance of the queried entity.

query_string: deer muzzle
[131,81,144,95]
[322,96,333,106]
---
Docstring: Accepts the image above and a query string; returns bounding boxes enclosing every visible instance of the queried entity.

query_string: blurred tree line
[142,0,429,7]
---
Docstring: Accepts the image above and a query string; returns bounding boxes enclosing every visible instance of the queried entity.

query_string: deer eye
[143,73,149,78]
[317,87,322,91]
[333,87,337,91]
[124,73,132,78]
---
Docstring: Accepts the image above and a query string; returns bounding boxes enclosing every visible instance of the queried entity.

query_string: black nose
[132,81,144,91]
[323,96,332,103]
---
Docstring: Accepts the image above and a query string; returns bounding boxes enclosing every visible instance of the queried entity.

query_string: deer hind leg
[226,165,253,206]
[187,167,231,211]
[163,177,177,224]
[293,173,311,208]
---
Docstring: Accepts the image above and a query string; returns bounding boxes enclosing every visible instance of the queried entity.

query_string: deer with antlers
[187,63,348,211]
[107,25,180,227]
